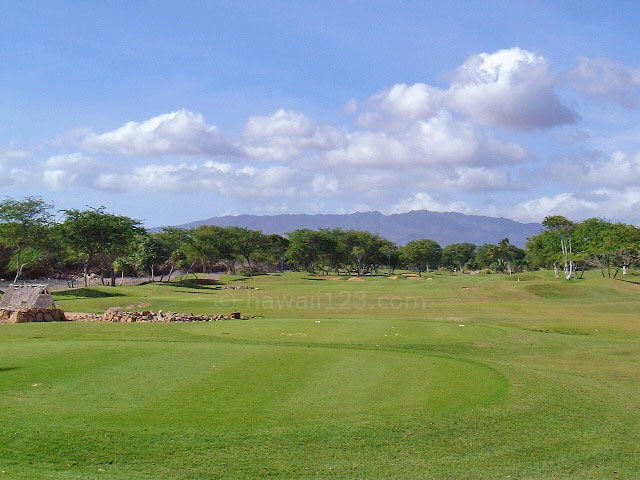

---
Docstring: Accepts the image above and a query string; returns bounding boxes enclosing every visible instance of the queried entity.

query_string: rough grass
[0,270,639,479]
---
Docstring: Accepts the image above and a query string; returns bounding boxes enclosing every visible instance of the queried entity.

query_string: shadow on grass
[0,367,19,373]
[169,290,218,295]
[164,279,223,289]
[55,288,126,298]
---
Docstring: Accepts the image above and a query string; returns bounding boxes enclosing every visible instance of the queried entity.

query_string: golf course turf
[0,271,638,479]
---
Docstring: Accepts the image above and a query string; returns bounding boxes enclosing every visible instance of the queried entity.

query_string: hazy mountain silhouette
[160,210,541,247]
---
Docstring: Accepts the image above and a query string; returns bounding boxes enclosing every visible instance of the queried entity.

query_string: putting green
[185,317,504,346]
[0,333,506,432]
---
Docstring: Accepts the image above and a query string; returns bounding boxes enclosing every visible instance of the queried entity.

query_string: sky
[3,1,640,227]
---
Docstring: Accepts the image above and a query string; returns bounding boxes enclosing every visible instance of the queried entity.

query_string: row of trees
[1,197,638,283]
[526,215,640,279]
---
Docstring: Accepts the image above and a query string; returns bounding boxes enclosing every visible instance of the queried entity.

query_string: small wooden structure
[0,284,66,323]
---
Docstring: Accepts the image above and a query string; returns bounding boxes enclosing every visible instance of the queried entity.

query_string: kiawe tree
[61,207,143,286]
[0,196,54,282]
[400,239,441,276]
[441,242,476,273]
[226,227,267,276]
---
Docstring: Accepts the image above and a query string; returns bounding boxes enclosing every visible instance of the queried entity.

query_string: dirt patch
[347,277,365,282]
[388,275,397,279]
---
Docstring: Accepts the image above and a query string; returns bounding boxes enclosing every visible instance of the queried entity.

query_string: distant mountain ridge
[158,210,541,247]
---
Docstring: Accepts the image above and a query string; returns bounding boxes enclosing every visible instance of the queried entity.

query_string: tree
[542,216,576,280]
[285,229,321,273]
[526,230,562,275]
[265,234,289,272]
[61,207,142,286]
[156,228,190,281]
[0,196,54,282]
[441,243,476,273]
[184,225,236,275]
[573,218,640,278]
[226,227,266,275]
[400,239,441,276]
[134,234,169,281]
[493,238,525,275]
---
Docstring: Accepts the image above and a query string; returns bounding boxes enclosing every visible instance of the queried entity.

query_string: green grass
[0,271,639,478]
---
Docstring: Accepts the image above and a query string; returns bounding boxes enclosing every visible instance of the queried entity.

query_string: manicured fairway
[0,272,639,478]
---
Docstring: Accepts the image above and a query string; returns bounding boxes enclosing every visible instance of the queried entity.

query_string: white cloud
[443,166,514,191]
[92,161,298,198]
[503,189,640,223]
[83,109,234,157]
[356,83,445,130]
[389,192,474,215]
[568,57,640,107]
[549,150,640,188]
[447,47,577,131]
[353,47,577,133]
[311,174,339,194]
[0,149,33,186]
[242,109,345,161]
[324,110,525,169]
[43,153,106,190]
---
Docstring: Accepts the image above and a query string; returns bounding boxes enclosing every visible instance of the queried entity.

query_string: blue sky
[3,1,640,226]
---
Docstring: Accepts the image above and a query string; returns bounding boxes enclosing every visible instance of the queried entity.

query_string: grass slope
[0,271,639,479]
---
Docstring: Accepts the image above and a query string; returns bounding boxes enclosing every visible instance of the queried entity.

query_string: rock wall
[0,308,67,324]
[70,310,253,323]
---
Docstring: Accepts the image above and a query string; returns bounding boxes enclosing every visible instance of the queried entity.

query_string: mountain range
[160,210,541,247]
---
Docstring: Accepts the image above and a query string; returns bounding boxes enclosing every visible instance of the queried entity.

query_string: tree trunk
[167,265,175,282]
[13,246,22,283]
[84,263,89,287]
[553,262,559,279]
[110,270,116,287]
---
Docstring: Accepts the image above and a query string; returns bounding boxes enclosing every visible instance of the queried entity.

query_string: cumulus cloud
[355,83,446,130]
[503,188,640,223]
[550,150,640,188]
[242,109,345,161]
[37,47,640,223]
[43,153,107,190]
[388,192,475,215]
[354,47,577,132]
[311,174,339,195]
[0,149,33,186]
[568,57,640,107]
[447,48,578,130]
[83,109,235,157]
[93,161,298,198]
[324,110,525,169]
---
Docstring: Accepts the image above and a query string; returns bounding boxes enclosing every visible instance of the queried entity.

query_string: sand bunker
[347,277,365,282]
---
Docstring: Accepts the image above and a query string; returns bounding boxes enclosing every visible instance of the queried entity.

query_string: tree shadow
[0,367,19,373]
[55,288,126,298]
[164,279,222,289]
